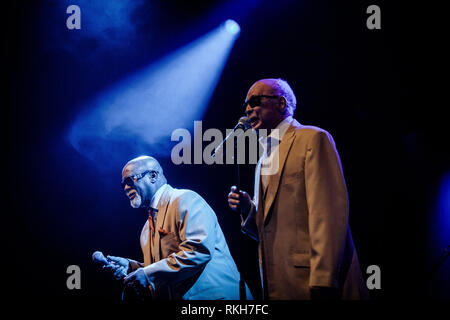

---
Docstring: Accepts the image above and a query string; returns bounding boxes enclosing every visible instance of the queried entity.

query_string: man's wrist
[240,202,254,220]
[126,259,135,274]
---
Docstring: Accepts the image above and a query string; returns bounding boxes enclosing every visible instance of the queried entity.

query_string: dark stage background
[4,0,449,305]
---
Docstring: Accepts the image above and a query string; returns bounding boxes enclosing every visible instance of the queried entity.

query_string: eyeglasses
[243,95,279,111]
[121,170,157,189]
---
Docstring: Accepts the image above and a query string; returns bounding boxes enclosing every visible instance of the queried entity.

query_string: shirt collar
[150,183,168,209]
[259,115,293,144]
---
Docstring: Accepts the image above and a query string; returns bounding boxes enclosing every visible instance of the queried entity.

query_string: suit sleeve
[127,259,144,273]
[241,202,259,241]
[240,160,261,241]
[142,191,217,292]
[305,130,349,288]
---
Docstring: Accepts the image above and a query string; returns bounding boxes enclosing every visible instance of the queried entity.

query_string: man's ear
[279,96,287,114]
[150,171,158,183]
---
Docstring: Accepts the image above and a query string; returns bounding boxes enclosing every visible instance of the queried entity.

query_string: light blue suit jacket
[129,185,252,300]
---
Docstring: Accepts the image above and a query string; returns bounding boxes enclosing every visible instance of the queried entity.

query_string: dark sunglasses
[121,170,157,189]
[243,95,279,110]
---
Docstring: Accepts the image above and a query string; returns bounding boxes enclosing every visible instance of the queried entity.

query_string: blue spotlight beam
[224,19,241,35]
[436,172,450,246]
[68,21,240,169]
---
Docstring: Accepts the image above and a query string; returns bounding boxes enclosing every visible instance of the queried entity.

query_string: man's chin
[130,196,142,209]
[252,120,269,131]
[251,121,262,130]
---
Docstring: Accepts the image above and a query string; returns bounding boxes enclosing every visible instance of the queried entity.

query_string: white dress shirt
[151,183,169,209]
[259,116,293,189]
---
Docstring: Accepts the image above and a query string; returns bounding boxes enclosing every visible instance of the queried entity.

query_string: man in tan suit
[228,78,369,300]
[105,156,252,300]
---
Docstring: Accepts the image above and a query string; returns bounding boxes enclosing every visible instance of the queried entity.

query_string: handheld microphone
[235,116,252,131]
[212,116,251,158]
[92,251,128,278]
[92,251,109,265]
[92,251,148,301]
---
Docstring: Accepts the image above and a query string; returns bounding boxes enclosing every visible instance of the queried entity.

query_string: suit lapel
[262,124,296,223]
[256,161,265,233]
[141,220,152,265]
[254,159,262,211]
[152,185,172,262]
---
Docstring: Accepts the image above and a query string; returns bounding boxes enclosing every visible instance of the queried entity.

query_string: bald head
[123,156,164,176]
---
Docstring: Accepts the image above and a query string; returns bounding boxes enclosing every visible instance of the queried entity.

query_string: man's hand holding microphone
[92,251,151,300]
[227,186,252,217]
[103,255,130,280]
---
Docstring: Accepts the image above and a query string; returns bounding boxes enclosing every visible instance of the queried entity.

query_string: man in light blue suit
[105,155,252,300]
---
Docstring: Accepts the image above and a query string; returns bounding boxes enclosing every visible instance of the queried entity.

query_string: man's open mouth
[250,116,260,128]
[128,191,137,200]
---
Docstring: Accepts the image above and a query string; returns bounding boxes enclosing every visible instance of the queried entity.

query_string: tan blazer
[242,118,369,299]
[129,185,251,300]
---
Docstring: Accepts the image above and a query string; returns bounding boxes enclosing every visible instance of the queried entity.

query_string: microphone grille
[92,251,104,261]
[238,116,251,130]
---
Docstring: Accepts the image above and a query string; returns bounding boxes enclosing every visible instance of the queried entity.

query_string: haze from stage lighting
[67,20,240,171]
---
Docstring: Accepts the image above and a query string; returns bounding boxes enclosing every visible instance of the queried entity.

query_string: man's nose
[245,105,254,117]
[124,184,132,192]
